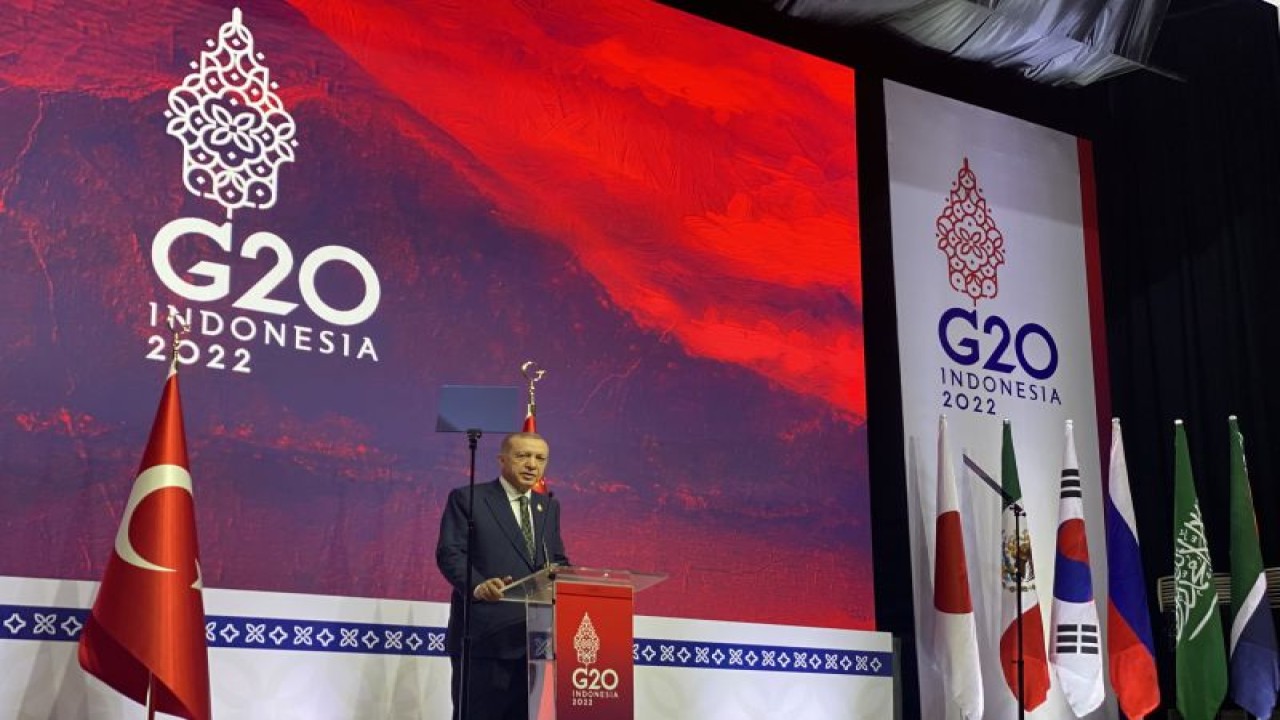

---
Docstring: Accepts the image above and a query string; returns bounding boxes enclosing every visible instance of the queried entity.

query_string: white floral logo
[165,7,297,218]
[574,612,601,666]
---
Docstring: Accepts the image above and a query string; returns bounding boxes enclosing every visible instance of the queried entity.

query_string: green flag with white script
[1173,421,1227,720]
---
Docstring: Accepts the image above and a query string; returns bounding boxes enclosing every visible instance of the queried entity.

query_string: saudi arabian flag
[1174,421,1227,720]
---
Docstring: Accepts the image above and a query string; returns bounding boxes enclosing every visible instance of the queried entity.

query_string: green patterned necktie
[519,495,536,562]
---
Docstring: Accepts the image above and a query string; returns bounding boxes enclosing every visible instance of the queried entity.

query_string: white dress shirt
[498,476,535,547]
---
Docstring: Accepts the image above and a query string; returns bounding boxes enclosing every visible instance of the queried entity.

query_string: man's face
[499,436,550,493]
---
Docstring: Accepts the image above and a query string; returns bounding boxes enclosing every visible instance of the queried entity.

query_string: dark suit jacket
[435,479,569,658]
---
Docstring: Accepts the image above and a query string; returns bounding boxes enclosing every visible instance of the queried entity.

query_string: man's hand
[473,576,512,602]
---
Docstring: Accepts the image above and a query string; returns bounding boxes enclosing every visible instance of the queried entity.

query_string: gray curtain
[772,0,1170,85]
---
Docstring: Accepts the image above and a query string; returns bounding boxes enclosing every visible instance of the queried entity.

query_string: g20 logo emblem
[938,308,1058,380]
[145,8,382,373]
[571,667,619,691]
[152,217,381,327]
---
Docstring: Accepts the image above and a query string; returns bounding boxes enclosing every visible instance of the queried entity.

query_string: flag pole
[520,361,545,429]
[146,673,156,720]
[147,312,185,720]
[166,308,189,375]
[521,361,551,496]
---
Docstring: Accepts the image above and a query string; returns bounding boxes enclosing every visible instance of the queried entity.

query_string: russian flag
[1105,419,1160,719]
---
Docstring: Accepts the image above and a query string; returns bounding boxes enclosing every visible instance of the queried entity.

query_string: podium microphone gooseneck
[542,535,557,580]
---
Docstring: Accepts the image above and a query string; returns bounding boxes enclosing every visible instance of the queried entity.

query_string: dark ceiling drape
[772,0,1171,85]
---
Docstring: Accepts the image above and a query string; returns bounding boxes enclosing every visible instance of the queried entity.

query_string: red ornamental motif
[936,158,1005,303]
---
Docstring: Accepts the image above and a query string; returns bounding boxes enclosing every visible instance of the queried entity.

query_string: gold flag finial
[166,308,190,375]
[521,361,546,420]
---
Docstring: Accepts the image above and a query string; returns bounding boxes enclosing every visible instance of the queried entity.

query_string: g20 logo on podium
[570,612,620,704]
[144,7,381,374]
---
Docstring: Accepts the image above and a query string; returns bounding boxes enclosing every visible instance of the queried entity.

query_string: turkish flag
[523,406,553,495]
[78,369,211,720]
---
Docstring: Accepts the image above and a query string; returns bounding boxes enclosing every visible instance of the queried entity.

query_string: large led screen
[0,0,871,630]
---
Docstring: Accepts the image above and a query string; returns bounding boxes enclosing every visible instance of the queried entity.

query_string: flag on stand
[1048,420,1104,716]
[1173,420,1227,720]
[1104,419,1160,719]
[932,416,983,720]
[78,366,211,720]
[523,384,550,495]
[1227,416,1279,719]
[998,420,1051,711]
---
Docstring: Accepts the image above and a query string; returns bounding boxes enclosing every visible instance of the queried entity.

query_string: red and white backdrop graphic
[885,81,1113,719]
[0,1,888,717]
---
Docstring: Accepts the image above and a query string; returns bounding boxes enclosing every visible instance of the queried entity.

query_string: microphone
[542,535,556,579]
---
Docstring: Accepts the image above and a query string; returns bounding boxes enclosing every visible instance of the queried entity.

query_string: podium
[502,566,666,719]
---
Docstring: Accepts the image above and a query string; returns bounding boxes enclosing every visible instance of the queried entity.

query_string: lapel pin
[537,503,543,512]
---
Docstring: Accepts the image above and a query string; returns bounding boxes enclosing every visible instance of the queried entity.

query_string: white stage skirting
[0,575,894,719]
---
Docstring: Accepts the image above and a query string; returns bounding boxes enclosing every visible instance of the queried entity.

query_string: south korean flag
[1049,420,1104,716]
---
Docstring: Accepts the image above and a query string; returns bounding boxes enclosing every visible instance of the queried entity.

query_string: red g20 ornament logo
[934,158,1061,413]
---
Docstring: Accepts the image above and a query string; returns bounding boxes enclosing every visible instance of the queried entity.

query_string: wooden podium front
[502,566,665,719]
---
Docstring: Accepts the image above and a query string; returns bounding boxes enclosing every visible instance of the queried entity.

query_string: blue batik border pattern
[0,604,892,677]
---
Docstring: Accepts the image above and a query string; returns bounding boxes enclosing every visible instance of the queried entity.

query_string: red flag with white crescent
[78,369,211,720]
[524,407,551,494]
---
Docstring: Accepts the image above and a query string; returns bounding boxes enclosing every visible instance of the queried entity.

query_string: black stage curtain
[1094,0,1280,707]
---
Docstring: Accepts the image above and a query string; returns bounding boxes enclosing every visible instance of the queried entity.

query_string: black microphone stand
[1012,500,1026,720]
[961,453,1026,720]
[458,428,481,720]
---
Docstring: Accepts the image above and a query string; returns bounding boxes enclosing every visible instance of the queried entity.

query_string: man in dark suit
[436,431,570,720]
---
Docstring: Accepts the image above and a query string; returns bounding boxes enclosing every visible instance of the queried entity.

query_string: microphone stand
[1012,500,1026,720]
[459,428,481,720]
[961,453,1026,720]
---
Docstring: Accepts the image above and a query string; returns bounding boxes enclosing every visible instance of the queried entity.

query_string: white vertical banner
[885,81,1112,720]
